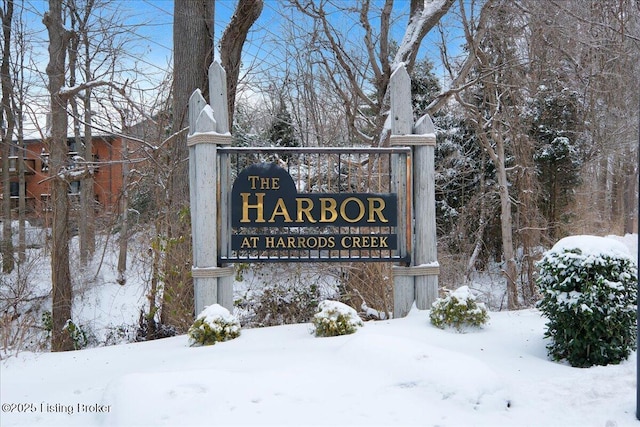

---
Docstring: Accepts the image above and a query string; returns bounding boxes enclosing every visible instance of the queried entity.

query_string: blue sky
[127,0,453,75]
[21,0,458,85]
[15,0,461,135]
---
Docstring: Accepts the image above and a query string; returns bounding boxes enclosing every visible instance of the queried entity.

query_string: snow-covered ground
[0,233,638,426]
[1,307,638,426]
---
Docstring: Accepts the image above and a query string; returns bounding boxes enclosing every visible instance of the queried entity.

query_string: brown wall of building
[1,135,126,223]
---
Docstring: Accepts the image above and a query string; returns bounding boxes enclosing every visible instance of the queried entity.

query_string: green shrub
[64,320,89,350]
[429,286,489,332]
[42,310,53,335]
[187,304,241,347]
[42,311,89,350]
[312,300,363,337]
[536,236,637,367]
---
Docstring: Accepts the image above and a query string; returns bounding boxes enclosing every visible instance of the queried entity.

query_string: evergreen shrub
[188,304,241,347]
[42,311,90,350]
[536,236,637,367]
[429,286,489,332]
[312,300,363,337]
[64,320,89,350]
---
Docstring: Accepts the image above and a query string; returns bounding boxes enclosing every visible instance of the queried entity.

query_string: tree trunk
[220,0,263,130]
[1,0,15,273]
[163,0,214,328]
[17,105,25,263]
[623,148,637,234]
[44,0,74,352]
[496,144,519,309]
[478,129,519,310]
[80,10,96,261]
[79,86,95,262]
[117,128,129,284]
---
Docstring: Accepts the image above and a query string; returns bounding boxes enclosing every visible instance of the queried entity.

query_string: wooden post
[391,139,412,317]
[390,65,415,318]
[412,114,438,309]
[389,64,439,317]
[188,61,234,316]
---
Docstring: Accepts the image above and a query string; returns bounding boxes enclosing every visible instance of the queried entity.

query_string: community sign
[230,163,398,256]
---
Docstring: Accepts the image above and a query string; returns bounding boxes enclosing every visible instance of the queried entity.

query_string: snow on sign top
[550,235,634,261]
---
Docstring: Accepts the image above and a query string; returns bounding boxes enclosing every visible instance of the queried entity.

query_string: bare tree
[43,0,137,350]
[64,0,137,264]
[12,0,29,264]
[290,0,455,146]
[547,0,640,235]
[1,0,15,273]
[67,0,98,264]
[220,0,263,130]
[161,0,263,328]
[449,0,530,309]
[162,0,214,329]
[44,0,74,351]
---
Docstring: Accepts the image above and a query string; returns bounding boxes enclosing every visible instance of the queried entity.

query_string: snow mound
[315,300,360,322]
[187,304,241,347]
[450,285,476,304]
[312,300,363,337]
[196,303,238,326]
[550,235,634,261]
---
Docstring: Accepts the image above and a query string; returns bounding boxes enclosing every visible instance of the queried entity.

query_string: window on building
[41,150,49,172]
[9,182,19,197]
[69,181,80,194]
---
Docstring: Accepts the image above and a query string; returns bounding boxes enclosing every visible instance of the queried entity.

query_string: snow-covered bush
[429,286,489,332]
[234,263,337,328]
[312,300,363,337]
[187,304,241,347]
[248,283,320,327]
[536,236,637,368]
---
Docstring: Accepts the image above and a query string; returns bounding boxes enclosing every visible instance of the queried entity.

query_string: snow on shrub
[536,235,637,368]
[429,286,489,332]
[312,300,363,337]
[187,304,241,347]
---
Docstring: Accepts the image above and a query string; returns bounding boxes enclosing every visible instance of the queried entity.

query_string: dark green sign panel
[230,163,398,253]
[231,234,397,251]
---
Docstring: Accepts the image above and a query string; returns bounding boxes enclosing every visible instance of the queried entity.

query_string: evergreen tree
[268,103,298,162]
[529,83,583,237]
[410,58,441,119]
[269,103,297,148]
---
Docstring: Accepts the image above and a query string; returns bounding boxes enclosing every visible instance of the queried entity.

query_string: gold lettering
[248,175,260,189]
[367,197,388,223]
[306,236,317,248]
[268,198,293,223]
[275,237,286,248]
[340,197,365,223]
[296,198,316,223]
[341,236,352,248]
[241,193,265,223]
[248,175,280,190]
[287,236,296,248]
[240,237,252,249]
[265,236,275,248]
[319,198,338,222]
[379,236,388,248]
